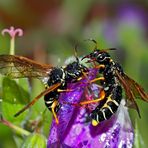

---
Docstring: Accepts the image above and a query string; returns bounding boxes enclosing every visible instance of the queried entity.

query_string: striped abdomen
[44,91,61,113]
[91,85,122,125]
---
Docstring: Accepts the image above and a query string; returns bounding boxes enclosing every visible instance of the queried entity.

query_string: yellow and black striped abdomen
[91,85,122,126]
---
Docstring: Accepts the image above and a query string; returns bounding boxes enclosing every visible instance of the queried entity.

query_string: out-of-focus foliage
[0,1,148,148]
[22,133,46,148]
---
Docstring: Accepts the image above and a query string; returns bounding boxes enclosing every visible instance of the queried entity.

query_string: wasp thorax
[65,61,87,81]
[48,68,64,86]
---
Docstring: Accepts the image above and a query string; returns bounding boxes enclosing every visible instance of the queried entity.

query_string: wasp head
[65,61,88,81]
[83,49,111,65]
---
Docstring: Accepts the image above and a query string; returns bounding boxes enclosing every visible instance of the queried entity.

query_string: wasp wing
[122,73,148,102]
[0,55,53,78]
[115,70,146,117]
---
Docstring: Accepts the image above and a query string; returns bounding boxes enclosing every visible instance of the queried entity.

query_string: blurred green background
[0,0,148,148]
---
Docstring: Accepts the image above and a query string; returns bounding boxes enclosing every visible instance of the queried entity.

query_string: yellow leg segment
[82,71,88,78]
[95,64,105,69]
[77,77,83,81]
[77,72,89,81]
[57,89,73,93]
[90,77,105,83]
[79,90,105,106]
[51,101,59,124]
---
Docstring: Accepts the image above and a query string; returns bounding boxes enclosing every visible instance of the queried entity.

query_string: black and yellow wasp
[82,40,148,126]
[0,53,88,124]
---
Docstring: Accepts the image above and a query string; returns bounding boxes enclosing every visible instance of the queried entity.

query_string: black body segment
[84,49,123,124]
[84,47,148,125]
[0,55,88,121]
[44,62,88,115]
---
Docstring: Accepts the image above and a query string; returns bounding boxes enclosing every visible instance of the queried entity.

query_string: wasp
[82,40,148,126]
[0,51,88,124]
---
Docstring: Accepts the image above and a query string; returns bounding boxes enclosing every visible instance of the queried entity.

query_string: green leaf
[2,77,30,104]
[18,78,31,93]
[1,101,29,122]
[1,77,31,122]
[22,133,47,148]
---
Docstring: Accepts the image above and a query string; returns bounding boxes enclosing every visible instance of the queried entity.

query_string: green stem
[0,116,30,136]
[10,37,15,55]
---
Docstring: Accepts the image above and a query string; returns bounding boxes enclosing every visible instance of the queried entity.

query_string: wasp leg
[78,69,105,84]
[77,77,83,81]
[68,77,105,106]
[62,90,105,107]
[95,64,105,69]
[77,71,89,81]
[51,101,59,124]
[79,89,105,106]
[82,71,89,78]
[57,89,73,93]
[90,77,105,83]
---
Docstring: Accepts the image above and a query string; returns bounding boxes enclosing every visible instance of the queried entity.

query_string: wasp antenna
[14,83,61,117]
[101,48,117,53]
[84,38,98,51]
[109,48,117,50]
[74,43,79,62]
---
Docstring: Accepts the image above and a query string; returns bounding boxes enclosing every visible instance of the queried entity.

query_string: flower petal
[48,68,134,148]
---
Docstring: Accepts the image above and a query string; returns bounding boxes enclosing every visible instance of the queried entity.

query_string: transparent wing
[123,73,148,102]
[115,70,148,117]
[0,55,53,78]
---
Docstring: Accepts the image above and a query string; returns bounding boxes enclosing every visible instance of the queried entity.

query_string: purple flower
[47,69,134,148]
